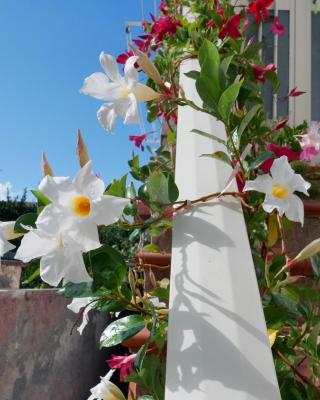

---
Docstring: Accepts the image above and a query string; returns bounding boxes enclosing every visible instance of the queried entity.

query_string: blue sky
[0,0,159,199]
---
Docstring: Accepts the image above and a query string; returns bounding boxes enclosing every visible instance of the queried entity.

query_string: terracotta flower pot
[121,327,151,353]
[286,200,320,277]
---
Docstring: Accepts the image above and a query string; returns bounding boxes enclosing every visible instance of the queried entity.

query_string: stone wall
[0,289,109,400]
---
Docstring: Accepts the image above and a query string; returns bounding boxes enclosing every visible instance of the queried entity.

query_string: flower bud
[41,152,54,177]
[129,44,163,85]
[76,129,90,167]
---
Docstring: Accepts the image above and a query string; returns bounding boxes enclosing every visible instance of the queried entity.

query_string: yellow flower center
[71,195,91,217]
[272,184,289,200]
[120,87,132,98]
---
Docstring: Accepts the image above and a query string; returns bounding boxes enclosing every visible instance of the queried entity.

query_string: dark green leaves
[105,175,127,197]
[145,171,179,205]
[191,129,226,145]
[237,104,262,141]
[100,314,145,348]
[249,151,275,170]
[90,245,127,290]
[14,212,37,233]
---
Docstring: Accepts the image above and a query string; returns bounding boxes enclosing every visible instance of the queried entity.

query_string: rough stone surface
[0,260,23,289]
[0,289,109,400]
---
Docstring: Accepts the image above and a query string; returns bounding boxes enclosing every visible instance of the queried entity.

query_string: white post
[165,59,281,400]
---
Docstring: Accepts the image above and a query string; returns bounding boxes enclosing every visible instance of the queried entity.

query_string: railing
[165,58,281,400]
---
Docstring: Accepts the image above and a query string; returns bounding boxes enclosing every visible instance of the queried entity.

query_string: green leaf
[191,129,226,145]
[249,151,275,170]
[145,171,172,204]
[14,213,37,233]
[143,243,162,253]
[310,253,320,278]
[31,189,51,206]
[201,151,232,167]
[218,80,243,122]
[90,245,127,290]
[220,55,234,79]
[306,321,320,356]
[59,282,100,298]
[100,315,145,348]
[196,76,218,110]
[138,396,155,400]
[126,182,136,199]
[237,105,262,142]
[199,40,220,69]
[184,70,200,80]
[168,174,179,203]
[105,175,127,197]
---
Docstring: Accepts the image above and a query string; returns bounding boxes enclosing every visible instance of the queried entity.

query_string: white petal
[63,249,92,284]
[15,230,57,262]
[123,94,139,125]
[37,204,72,234]
[97,103,117,132]
[0,232,15,257]
[67,221,101,252]
[285,194,305,225]
[288,173,311,196]
[40,251,65,286]
[80,72,116,101]
[73,161,105,200]
[132,83,160,102]
[91,195,129,226]
[0,221,23,240]
[124,56,139,88]
[262,194,287,216]
[39,175,72,203]
[270,156,294,183]
[243,174,273,195]
[67,297,94,335]
[99,52,122,83]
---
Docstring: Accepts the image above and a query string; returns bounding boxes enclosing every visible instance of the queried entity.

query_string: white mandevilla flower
[67,297,96,335]
[36,161,129,251]
[88,370,126,400]
[0,221,22,256]
[15,224,93,286]
[244,156,311,225]
[81,52,159,132]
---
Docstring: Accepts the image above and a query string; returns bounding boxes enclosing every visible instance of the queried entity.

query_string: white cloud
[0,182,13,200]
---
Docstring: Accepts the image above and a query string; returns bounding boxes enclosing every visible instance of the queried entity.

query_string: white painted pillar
[165,59,281,400]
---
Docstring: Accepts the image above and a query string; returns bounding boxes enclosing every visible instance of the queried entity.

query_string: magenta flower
[247,0,274,24]
[259,143,299,173]
[251,63,276,82]
[286,87,306,99]
[129,133,148,151]
[270,16,285,36]
[106,354,136,382]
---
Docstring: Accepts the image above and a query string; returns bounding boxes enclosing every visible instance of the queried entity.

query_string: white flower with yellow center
[15,225,93,286]
[81,52,160,132]
[36,161,129,251]
[244,156,311,225]
[0,221,23,256]
[88,370,126,400]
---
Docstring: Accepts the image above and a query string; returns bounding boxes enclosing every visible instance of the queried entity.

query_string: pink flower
[251,63,276,82]
[300,146,319,161]
[286,87,306,98]
[129,133,147,151]
[259,143,299,173]
[273,119,288,131]
[299,123,320,162]
[106,354,136,382]
[270,16,285,36]
[247,0,274,24]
